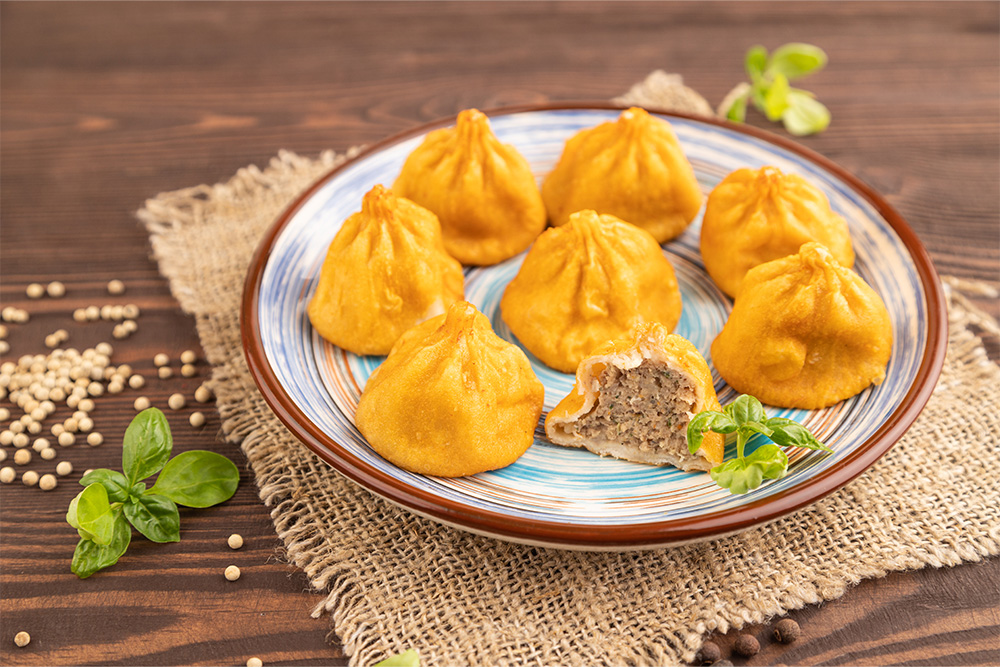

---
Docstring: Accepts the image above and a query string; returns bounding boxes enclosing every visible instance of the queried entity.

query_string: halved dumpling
[545,322,724,471]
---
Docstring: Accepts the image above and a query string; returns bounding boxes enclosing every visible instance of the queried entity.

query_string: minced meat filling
[570,361,697,454]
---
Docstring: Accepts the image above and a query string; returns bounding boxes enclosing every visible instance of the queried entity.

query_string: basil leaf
[745,45,768,81]
[782,90,831,136]
[686,411,737,454]
[710,458,764,495]
[122,408,173,485]
[66,483,116,546]
[374,649,421,667]
[767,42,828,80]
[123,494,180,543]
[726,91,749,123]
[149,450,239,508]
[744,444,790,480]
[725,394,765,428]
[763,73,790,122]
[745,421,774,439]
[79,469,130,504]
[71,511,131,579]
[766,417,833,452]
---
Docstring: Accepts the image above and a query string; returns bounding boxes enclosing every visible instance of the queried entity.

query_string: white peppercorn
[168,393,186,410]
[0,467,14,483]
[47,281,66,297]
[194,385,213,403]
[0,430,14,446]
[21,470,38,486]
[87,432,104,447]
[13,631,31,647]
[134,396,150,411]
[26,283,45,299]
[57,432,75,447]
[247,658,263,667]
[228,533,244,550]
[224,565,241,581]
[40,448,56,461]
[157,366,173,380]
[0,450,6,463]
[14,449,31,465]
[180,350,197,365]
[181,364,197,378]
[153,353,170,367]
[78,417,94,432]
[78,398,95,413]
[129,374,145,389]
[13,433,29,448]
[31,438,49,453]
[39,474,57,491]
[107,279,126,295]
[56,460,73,476]
[189,412,206,428]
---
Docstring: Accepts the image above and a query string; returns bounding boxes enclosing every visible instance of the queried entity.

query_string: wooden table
[2,2,998,665]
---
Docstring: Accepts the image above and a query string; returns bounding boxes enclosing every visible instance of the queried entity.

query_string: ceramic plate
[242,104,946,550]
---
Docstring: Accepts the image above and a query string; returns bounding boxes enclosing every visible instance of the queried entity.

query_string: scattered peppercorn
[773,618,800,644]
[247,658,263,667]
[107,279,126,295]
[153,353,170,367]
[58,432,75,447]
[695,640,721,664]
[26,283,45,299]
[194,385,213,403]
[56,460,73,476]
[733,634,760,657]
[134,397,151,411]
[13,631,30,647]
[39,474,57,491]
[225,565,241,581]
[13,449,31,466]
[158,366,173,380]
[0,467,15,483]
[228,533,244,550]
[87,432,104,447]
[180,350,197,365]
[181,364,197,378]
[128,374,145,389]
[47,281,66,298]
[40,448,57,461]
[189,412,206,428]
[21,470,39,487]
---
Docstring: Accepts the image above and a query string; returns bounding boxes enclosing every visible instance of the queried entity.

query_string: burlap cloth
[138,75,1000,666]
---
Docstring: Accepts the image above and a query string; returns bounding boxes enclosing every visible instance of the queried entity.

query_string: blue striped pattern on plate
[256,109,927,538]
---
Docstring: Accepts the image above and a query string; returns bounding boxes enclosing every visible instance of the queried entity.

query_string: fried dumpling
[541,107,703,243]
[355,301,545,477]
[700,165,855,298]
[500,209,683,374]
[307,184,464,356]
[711,242,892,410]
[392,108,546,266]
[546,323,725,471]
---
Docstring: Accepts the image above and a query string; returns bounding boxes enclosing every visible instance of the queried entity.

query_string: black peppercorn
[695,640,721,664]
[773,618,801,643]
[734,633,760,657]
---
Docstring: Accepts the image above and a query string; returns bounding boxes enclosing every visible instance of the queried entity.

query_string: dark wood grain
[1,2,997,666]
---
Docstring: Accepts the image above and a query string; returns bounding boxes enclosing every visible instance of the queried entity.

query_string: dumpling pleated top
[307,184,464,356]
[355,301,545,477]
[711,242,892,410]
[500,209,683,374]
[541,107,703,243]
[393,108,547,266]
[700,165,855,299]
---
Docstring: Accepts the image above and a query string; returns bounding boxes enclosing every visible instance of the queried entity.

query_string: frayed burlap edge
[138,143,999,667]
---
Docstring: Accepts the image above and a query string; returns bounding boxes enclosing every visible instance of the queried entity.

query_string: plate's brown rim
[240,102,948,549]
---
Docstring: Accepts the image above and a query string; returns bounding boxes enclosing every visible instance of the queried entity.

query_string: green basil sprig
[719,42,831,136]
[687,394,832,495]
[67,408,240,578]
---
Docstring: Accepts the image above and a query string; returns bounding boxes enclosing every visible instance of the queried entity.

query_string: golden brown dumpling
[711,242,892,410]
[392,108,546,266]
[700,165,855,298]
[541,107,703,243]
[307,184,464,356]
[546,323,725,471]
[355,301,544,477]
[500,209,683,374]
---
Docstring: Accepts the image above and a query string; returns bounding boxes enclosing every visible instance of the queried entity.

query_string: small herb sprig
[66,408,240,578]
[687,394,832,494]
[720,43,831,136]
